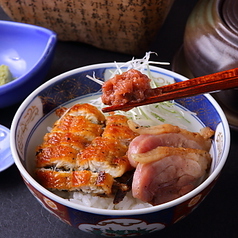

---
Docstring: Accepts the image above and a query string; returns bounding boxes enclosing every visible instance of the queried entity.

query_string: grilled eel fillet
[35,103,138,195]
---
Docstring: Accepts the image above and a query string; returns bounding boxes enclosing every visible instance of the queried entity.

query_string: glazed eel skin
[35,103,138,195]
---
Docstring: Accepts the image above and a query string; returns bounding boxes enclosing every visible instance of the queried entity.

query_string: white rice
[69,191,152,210]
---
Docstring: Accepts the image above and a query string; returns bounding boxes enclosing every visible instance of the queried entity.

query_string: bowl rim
[0,20,57,94]
[10,63,230,216]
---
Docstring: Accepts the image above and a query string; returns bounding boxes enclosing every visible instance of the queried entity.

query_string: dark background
[1,0,238,237]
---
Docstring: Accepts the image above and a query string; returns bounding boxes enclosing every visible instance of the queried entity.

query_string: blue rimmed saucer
[0,124,14,172]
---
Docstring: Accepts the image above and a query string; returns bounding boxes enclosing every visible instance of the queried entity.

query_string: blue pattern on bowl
[10,63,230,237]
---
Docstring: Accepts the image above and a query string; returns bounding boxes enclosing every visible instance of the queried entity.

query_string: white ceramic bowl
[10,63,230,237]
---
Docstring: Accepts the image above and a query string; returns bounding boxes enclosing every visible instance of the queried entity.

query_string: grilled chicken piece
[35,168,114,195]
[77,115,138,178]
[127,132,213,168]
[128,121,213,151]
[127,122,214,205]
[127,122,214,168]
[131,146,211,166]
[131,147,212,205]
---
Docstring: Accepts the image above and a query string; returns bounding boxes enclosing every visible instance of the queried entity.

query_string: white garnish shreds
[86,52,195,129]
[86,51,170,84]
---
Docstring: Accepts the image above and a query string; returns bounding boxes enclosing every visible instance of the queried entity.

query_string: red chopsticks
[102,68,238,113]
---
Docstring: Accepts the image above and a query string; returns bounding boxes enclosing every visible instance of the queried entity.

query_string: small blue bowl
[0,20,57,108]
[10,63,230,237]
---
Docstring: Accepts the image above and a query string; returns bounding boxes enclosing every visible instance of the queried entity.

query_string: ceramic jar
[0,0,174,55]
[183,0,238,114]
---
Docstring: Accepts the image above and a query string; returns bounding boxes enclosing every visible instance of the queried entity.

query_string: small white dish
[0,124,14,172]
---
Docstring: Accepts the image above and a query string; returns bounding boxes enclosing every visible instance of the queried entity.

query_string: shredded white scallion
[86,52,170,84]
[86,52,194,129]
[110,52,170,77]
[86,72,104,85]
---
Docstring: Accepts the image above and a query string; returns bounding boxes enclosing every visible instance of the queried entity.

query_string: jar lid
[0,125,14,172]
[222,0,238,34]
